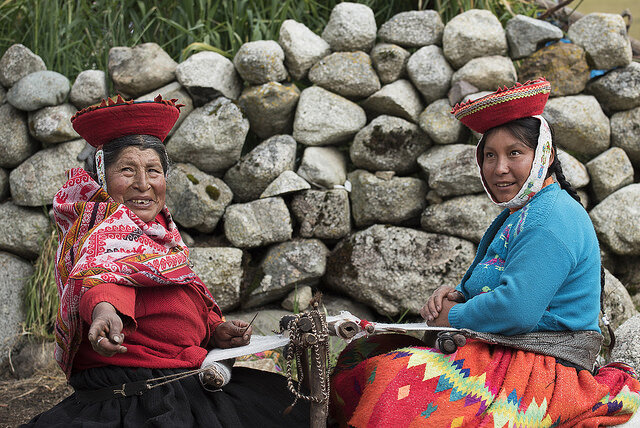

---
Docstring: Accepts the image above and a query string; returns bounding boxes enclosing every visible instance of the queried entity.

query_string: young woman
[330,78,640,427]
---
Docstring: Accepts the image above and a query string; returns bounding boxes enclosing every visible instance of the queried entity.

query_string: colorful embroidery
[480,254,505,271]
[331,335,640,428]
[53,168,220,378]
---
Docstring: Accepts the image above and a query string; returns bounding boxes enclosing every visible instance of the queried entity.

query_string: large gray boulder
[418,144,483,197]
[321,2,376,52]
[543,95,610,157]
[378,10,444,48]
[442,9,508,69]
[586,62,640,113]
[610,314,640,370]
[293,86,366,146]
[451,56,516,91]
[602,268,638,332]
[238,82,300,139]
[419,98,468,145]
[136,81,194,135]
[370,43,409,84]
[223,197,292,248]
[0,252,34,361]
[590,184,640,256]
[175,51,242,105]
[291,189,351,240]
[615,256,640,299]
[0,103,38,168]
[406,45,453,105]
[233,41,288,85]
[0,201,50,259]
[0,44,46,88]
[348,170,427,227]
[505,14,563,59]
[9,139,84,207]
[567,13,632,70]
[69,70,108,109]
[518,43,590,97]
[166,97,249,174]
[165,163,233,233]
[350,115,431,174]
[421,193,502,244]
[0,168,8,202]
[28,103,79,144]
[223,134,297,202]
[108,43,177,98]
[189,247,243,311]
[297,146,347,189]
[245,239,328,307]
[7,70,70,111]
[308,51,380,99]
[278,20,331,81]
[556,149,589,189]
[611,106,640,166]
[361,79,424,123]
[325,225,476,316]
[586,148,634,202]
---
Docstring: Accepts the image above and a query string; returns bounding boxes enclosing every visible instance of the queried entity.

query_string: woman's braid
[549,156,582,205]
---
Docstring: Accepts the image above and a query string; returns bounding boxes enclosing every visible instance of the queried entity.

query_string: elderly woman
[329,79,640,427]
[23,96,309,427]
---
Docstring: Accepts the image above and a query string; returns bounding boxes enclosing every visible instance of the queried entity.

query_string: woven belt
[74,379,151,403]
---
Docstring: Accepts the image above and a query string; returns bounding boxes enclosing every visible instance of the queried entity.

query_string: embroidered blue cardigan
[448,183,601,335]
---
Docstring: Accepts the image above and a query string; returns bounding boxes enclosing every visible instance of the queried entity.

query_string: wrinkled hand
[420,286,465,322]
[213,320,252,349]
[87,302,127,357]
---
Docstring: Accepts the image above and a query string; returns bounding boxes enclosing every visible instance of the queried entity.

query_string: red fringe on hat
[451,78,551,134]
[71,95,185,148]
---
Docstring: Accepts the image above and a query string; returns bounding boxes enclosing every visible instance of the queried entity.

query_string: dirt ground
[0,371,72,428]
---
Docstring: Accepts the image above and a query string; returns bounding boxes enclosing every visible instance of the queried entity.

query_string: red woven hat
[451,78,551,134]
[71,95,183,148]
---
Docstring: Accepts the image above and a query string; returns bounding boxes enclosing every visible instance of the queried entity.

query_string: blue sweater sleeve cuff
[448,303,464,329]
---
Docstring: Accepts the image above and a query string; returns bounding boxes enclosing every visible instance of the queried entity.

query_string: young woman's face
[105,146,166,222]
[481,129,535,203]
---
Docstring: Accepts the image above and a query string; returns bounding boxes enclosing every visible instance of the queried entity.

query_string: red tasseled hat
[71,95,184,148]
[451,78,551,134]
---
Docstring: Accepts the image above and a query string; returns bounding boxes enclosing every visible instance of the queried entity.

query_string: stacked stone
[1,4,639,361]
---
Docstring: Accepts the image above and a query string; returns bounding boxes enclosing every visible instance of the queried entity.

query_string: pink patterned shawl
[52,168,218,378]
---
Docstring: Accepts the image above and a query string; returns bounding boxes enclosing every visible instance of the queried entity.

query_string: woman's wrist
[92,301,117,322]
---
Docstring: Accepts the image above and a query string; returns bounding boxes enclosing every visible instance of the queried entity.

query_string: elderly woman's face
[482,128,535,203]
[105,146,166,222]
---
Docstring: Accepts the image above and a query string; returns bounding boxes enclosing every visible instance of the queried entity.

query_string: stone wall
[1,3,639,364]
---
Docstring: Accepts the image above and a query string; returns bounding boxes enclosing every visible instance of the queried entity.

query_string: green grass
[22,228,58,340]
[0,0,539,81]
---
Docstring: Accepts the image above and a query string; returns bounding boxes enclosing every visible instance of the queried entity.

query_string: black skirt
[21,366,310,427]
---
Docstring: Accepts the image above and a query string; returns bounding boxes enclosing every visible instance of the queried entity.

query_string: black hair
[483,117,615,352]
[86,134,170,176]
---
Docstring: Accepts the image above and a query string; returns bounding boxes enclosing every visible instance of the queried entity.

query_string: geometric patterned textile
[52,168,220,378]
[331,334,640,427]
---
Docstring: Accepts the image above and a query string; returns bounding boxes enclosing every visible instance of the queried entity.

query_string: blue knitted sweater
[448,183,601,335]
